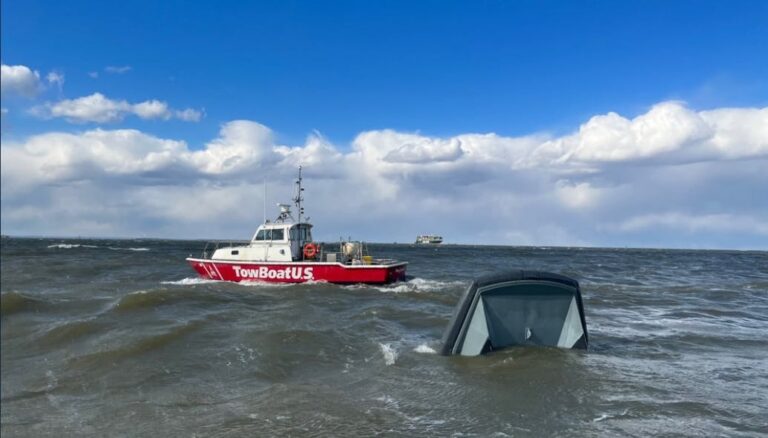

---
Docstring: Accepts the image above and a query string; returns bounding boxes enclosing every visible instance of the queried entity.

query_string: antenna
[263,178,267,225]
[293,165,304,224]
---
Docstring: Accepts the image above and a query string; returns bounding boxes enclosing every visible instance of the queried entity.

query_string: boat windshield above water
[187,167,408,284]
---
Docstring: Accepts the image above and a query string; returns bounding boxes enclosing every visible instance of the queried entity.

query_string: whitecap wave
[47,243,99,249]
[108,247,150,252]
[362,277,467,294]
[379,342,399,365]
[413,343,437,354]
[375,395,400,408]
[161,277,220,285]
[593,414,610,423]
[593,409,629,423]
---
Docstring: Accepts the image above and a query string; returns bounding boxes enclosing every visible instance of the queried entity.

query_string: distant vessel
[415,235,443,244]
[187,167,407,284]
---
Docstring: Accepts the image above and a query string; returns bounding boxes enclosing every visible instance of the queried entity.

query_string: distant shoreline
[1,235,765,252]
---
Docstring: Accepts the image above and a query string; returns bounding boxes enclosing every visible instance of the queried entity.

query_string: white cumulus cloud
[2,101,767,248]
[35,93,132,123]
[1,64,43,98]
[30,92,204,123]
[537,102,768,165]
[383,136,464,163]
[188,120,278,174]
[132,99,172,120]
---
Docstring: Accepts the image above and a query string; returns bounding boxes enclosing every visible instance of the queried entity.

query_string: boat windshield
[254,228,285,241]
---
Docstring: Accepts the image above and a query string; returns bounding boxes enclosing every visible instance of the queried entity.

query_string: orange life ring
[303,243,318,259]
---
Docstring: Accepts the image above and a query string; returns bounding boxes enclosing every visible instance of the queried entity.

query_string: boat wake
[161,277,221,286]
[358,277,467,294]
[161,277,307,288]
[236,280,302,288]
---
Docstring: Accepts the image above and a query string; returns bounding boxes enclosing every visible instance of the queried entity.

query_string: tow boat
[187,167,408,284]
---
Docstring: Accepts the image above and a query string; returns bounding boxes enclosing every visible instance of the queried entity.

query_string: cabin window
[290,228,298,241]
[298,227,312,241]
[231,250,239,255]
[254,227,289,241]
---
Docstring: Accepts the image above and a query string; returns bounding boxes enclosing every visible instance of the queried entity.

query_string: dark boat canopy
[440,270,588,356]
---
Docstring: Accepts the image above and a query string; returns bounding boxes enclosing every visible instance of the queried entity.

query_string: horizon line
[1,234,765,253]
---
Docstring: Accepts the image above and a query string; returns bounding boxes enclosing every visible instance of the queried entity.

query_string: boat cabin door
[290,224,313,260]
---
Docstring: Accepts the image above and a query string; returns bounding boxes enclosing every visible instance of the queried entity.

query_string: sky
[1,1,767,249]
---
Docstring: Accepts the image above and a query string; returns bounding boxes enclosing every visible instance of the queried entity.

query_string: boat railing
[197,240,398,265]
[373,258,399,265]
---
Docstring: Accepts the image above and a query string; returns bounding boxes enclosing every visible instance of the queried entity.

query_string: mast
[293,166,304,224]
[263,178,267,225]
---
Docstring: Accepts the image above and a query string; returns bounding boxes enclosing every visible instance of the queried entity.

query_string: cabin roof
[258,222,313,230]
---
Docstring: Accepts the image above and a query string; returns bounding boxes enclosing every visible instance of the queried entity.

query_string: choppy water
[2,237,767,436]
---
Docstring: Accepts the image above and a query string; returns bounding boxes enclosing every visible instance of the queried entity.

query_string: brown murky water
[2,238,767,436]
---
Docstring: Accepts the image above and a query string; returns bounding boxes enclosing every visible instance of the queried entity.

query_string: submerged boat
[441,270,588,356]
[187,167,407,284]
[415,234,443,244]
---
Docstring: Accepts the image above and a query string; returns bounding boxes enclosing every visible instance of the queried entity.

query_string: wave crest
[1,292,46,316]
[38,320,102,347]
[114,289,184,311]
[68,322,202,368]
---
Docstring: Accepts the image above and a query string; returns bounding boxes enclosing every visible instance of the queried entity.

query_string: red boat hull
[187,257,407,284]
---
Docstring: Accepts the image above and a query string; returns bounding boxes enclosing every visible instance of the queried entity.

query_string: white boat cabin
[211,220,314,262]
[211,204,312,262]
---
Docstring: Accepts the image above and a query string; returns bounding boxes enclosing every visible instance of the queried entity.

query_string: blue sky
[2,1,767,248]
[5,1,766,143]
